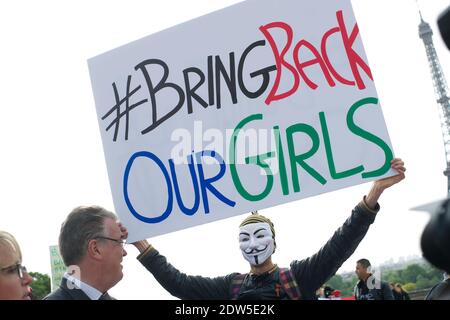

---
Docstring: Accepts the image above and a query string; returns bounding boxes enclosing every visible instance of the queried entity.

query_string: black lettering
[215,53,237,108]
[238,40,276,99]
[135,59,185,134]
[183,67,208,114]
[207,55,215,106]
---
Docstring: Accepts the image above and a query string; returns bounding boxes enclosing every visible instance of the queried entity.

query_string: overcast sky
[1,0,450,299]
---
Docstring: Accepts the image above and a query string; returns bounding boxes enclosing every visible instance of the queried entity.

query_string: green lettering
[347,97,393,178]
[245,152,275,200]
[286,123,326,193]
[274,126,289,195]
[229,114,274,201]
[320,112,364,179]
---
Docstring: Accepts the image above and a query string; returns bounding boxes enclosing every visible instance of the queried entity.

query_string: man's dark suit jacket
[44,277,114,300]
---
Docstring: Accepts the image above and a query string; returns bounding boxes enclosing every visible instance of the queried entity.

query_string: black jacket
[393,290,410,300]
[425,279,450,300]
[138,200,378,300]
[354,278,394,300]
[44,277,114,300]
[44,277,91,300]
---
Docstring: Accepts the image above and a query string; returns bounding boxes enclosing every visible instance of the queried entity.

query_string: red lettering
[336,10,373,89]
[259,22,300,105]
[321,27,355,85]
[293,39,335,89]
[260,11,373,104]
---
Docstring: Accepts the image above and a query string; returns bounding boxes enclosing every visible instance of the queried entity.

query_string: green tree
[384,269,401,285]
[416,275,433,289]
[424,264,444,281]
[325,275,357,297]
[29,272,51,300]
[327,275,345,291]
[401,264,427,284]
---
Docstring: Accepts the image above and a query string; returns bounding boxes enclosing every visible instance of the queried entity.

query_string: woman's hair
[0,231,22,268]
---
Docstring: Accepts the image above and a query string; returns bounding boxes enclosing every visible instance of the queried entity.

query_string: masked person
[129,158,405,300]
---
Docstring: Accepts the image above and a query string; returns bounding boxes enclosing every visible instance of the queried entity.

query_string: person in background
[0,231,33,300]
[393,283,410,300]
[354,258,394,300]
[425,272,450,300]
[323,286,335,299]
[418,196,450,300]
[390,282,399,299]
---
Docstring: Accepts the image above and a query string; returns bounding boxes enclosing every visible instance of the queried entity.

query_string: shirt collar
[64,273,103,300]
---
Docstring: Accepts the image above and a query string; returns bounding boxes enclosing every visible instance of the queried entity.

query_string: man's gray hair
[59,205,117,266]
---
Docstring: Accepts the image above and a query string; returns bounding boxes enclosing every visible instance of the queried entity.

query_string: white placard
[88,0,395,242]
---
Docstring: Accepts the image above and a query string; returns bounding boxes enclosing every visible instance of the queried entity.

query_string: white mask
[239,222,274,266]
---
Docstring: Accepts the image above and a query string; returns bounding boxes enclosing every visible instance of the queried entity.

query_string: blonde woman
[0,231,33,300]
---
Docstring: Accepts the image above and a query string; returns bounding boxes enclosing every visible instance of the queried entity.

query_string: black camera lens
[420,199,450,273]
[438,6,450,50]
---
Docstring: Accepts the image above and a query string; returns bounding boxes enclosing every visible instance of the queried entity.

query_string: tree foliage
[29,272,51,300]
[326,274,357,297]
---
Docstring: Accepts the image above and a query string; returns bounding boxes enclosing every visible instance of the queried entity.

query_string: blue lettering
[169,154,200,216]
[123,151,173,223]
[123,150,235,223]
[195,150,236,214]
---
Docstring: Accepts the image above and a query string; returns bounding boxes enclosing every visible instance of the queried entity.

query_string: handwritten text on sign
[88,0,394,242]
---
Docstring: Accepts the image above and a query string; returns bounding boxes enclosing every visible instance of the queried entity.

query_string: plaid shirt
[231,267,301,300]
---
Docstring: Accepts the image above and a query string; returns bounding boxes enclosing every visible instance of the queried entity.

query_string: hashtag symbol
[101,75,148,141]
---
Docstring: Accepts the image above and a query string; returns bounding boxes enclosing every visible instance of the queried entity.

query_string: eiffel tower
[418,9,450,195]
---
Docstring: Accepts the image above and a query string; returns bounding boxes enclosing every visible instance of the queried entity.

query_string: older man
[45,206,127,300]
[130,158,406,300]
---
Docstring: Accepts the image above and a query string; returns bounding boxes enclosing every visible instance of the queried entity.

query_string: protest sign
[88,0,395,241]
[49,245,65,291]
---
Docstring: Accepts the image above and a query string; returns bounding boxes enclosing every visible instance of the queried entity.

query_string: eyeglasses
[94,236,126,247]
[0,263,28,279]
